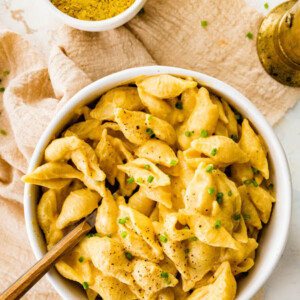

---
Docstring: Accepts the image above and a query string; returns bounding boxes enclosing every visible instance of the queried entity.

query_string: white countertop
[0,0,299,299]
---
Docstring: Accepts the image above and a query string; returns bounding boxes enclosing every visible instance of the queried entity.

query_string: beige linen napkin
[0,0,298,298]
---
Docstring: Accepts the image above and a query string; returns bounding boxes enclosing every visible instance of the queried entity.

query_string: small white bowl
[24,66,292,300]
[41,0,147,32]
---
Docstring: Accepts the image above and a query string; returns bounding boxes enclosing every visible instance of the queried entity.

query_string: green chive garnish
[264,3,269,9]
[253,180,258,187]
[201,130,208,138]
[214,220,221,229]
[107,234,112,238]
[0,88,5,93]
[184,249,190,254]
[161,272,169,278]
[182,225,189,230]
[147,175,154,183]
[170,159,178,166]
[188,237,197,242]
[3,71,9,76]
[78,256,84,263]
[211,148,217,156]
[144,164,150,170]
[206,165,214,173]
[138,8,145,14]
[252,167,260,174]
[121,231,127,238]
[231,134,238,142]
[201,20,208,27]
[175,102,183,110]
[82,282,89,290]
[228,190,232,197]
[0,129,7,135]
[125,252,133,260]
[118,217,129,224]
[87,233,94,238]
[159,235,168,243]
[208,187,215,195]
[146,128,154,137]
[234,214,241,220]
[165,279,171,285]
[137,177,144,184]
[148,114,153,120]
[127,177,135,183]
[267,183,274,189]
[246,32,253,39]
[243,180,252,185]
[244,214,251,220]
[185,131,192,137]
[216,192,223,205]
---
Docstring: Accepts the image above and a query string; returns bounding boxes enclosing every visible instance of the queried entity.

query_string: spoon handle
[0,220,92,300]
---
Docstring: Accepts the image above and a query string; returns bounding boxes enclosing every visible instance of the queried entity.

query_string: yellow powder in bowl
[50,0,136,21]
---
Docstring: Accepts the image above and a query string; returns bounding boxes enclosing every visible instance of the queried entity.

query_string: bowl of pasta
[23,66,291,300]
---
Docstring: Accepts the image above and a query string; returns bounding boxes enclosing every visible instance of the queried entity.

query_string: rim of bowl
[41,0,147,31]
[24,66,292,300]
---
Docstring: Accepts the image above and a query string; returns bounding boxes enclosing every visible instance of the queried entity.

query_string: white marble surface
[0,0,299,299]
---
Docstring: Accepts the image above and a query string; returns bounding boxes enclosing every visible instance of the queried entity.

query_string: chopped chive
[168,174,172,179]
[201,130,208,138]
[234,214,241,220]
[188,236,197,242]
[106,234,112,238]
[211,148,217,156]
[185,131,192,137]
[182,225,189,230]
[244,214,251,220]
[127,177,135,183]
[170,159,178,166]
[0,88,5,93]
[267,183,274,189]
[206,165,214,173]
[161,272,169,278]
[0,129,7,136]
[159,235,168,243]
[165,279,171,285]
[216,192,223,205]
[87,233,94,238]
[252,167,260,174]
[144,164,150,170]
[148,114,153,120]
[137,177,144,184]
[147,175,154,183]
[3,71,9,76]
[228,190,233,197]
[138,7,145,14]
[201,20,208,27]
[118,217,129,224]
[231,134,238,142]
[175,102,183,110]
[121,231,127,238]
[184,248,190,254]
[243,180,252,185]
[246,32,253,39]
[146,128,154,137]
[78,256,84,263]
[264,3,269,9]
[214,220,221,229]
[82,281,89,290]
[208,187,215,195]
[253,180,258,187]
[125,252,133,260]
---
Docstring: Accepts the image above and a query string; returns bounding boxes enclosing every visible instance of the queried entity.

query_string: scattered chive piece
[182,225,189,230]
[148,114,153,120]
[161,272,169,278]
[231,134,238,142]
[184,248,190,254]
[267,183,274,189]
[118,217,129,224]
[147,175,154,183]
[188,236,197,242]
[127,177,135,183]
[214,220,221,229]
[168,174,172,179]
[201,20,208,27]
[228,190,232,197]
[246,32,253,39]
[87,233,94,238]
[201,130,208,138]
[0,129,7,135]
[216,192,224,205]
[253,180,258,187]
[82,282,89,290]
[175,102,183,110]
[244,214,251,220]
[138,7,145,14]
[159,235,168,243]
[144,164,150,170]
[121,231,127,238]
[146,128,154,137]
[125,252,133,260]
[185,131,192,137]
[137,177,144,184]
[78,256,84,263]
[207,187,215,195]
[165,279,172,285]
[252,167,260,174]
[0,88,5,93]
[243,180,252,185]
[107,234,112,238]
[264,3,269,9]
[234,214,241,220]
[206,165,214,173]
[170,159,178,166]
[211,148,217,156]
[3,71,9,76]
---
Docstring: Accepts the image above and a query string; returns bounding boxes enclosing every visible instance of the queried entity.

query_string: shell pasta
[23,74,275,300]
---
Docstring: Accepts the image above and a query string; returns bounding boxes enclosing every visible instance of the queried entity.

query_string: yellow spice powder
[51,0,136,21]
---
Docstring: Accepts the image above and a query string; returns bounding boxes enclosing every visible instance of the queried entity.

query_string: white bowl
[24,66,292,300]
[41,0,147,32]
